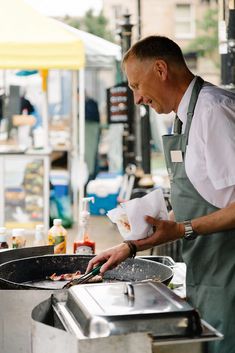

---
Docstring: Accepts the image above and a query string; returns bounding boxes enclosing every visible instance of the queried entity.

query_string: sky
[25,0,103,17]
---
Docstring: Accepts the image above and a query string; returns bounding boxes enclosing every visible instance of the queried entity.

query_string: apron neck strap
[184,76,204,143]
[173,114,183,134]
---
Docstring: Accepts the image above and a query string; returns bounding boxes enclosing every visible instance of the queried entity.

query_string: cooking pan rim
[0,253,173,270]
[0,254,97,289]
[0,253,94,265]
[0,254,173,289]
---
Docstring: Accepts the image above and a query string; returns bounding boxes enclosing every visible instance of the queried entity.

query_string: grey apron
[162,76,235,353]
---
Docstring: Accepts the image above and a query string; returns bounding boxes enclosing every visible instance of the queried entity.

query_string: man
[0,87,4,122]
[77,89,100,180]
[20,94,35,115]
[87,36,235,352]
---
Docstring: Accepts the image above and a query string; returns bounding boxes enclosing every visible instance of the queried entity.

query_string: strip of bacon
[49,270,81,281]
[48,271,103,283]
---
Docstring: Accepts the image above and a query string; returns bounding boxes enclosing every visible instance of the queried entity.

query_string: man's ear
[153,59,168,81]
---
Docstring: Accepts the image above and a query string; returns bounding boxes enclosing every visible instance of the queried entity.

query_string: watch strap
[123,240,137,258]
[183,220,198,240]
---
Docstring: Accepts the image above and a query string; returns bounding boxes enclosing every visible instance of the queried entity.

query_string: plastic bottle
[33,224,45,246]
[48,219,67,254]
[73,197,95,255]
[0,227,9,249]
[11,228,26,248]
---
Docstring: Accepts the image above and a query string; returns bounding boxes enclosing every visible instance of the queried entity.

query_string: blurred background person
[20,90,42,129]
[20,92,35,115]
[77,89,101,181]
[0,87,4,123]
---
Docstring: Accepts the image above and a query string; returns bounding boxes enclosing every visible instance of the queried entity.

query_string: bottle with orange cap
[73,197,95,255]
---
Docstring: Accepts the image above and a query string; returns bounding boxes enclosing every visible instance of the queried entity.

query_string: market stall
[0,0,85,229]
[0,247,222,353]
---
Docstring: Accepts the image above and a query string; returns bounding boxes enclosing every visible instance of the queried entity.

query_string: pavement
[67,215,122,254]
[66,215,150,256]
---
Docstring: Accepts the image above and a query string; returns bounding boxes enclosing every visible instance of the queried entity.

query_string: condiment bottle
[0,227,9,249]
[33,224,45,246]
[73,197,95,255]
[48,219,67,254]
[11,228,26,248]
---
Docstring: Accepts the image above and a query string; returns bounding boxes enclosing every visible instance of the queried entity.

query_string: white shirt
[177,77,235,208]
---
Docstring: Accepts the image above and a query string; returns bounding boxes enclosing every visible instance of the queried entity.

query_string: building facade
[102,0,220,83]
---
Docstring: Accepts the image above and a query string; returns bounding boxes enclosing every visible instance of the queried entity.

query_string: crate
[50,170,69,198]
[87,175,122,215]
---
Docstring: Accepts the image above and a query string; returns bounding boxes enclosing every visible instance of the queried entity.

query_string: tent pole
[72,70,78,223]
[40,69,49,149]
[78,68,85,223]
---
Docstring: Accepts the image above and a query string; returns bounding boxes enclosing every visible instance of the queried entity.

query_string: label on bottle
[74,245,94,255]
[54,235,66,254]
[12,236,26,248]
[48,233,66,253]
[48,233,54,245]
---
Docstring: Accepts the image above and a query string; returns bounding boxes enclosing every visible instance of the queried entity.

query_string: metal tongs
[63,263,104,289]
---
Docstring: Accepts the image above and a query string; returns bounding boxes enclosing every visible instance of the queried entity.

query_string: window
[112,5,123,30]
[175,4,195,39]
[112,5,122,20]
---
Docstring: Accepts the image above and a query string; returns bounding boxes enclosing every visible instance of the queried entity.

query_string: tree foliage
[186,8,219,61]
[62,10,115,42]
[62,15,81,30]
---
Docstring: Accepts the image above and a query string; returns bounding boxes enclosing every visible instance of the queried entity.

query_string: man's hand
[86,216,185,275]
[135,216,184,251]
[86,243,131,275]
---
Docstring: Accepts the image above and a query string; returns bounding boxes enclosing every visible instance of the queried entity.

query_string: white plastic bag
[107,188,168,240]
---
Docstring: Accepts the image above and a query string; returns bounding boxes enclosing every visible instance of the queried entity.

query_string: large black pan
[0,254,173,289]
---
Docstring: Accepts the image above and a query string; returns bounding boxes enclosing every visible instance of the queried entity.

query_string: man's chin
[152,105,167,115]
[152,106,160,114]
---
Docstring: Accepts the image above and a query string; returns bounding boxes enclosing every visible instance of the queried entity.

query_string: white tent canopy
[57,21,121,67]
[0,0,85,70]
[0,0,121,223]
[0,0,86,223]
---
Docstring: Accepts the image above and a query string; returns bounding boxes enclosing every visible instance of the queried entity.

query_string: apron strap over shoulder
[184,76,204,145]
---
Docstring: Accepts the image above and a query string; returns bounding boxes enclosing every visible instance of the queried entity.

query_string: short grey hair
[122,35,186,67]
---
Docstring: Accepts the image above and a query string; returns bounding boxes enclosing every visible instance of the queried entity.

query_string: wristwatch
[183,220,198,240]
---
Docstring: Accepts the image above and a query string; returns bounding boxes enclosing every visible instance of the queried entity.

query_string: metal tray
[139,255,175,268]
[53,281,202,339]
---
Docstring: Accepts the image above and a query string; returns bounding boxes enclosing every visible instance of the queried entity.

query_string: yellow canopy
[0,0,85,70]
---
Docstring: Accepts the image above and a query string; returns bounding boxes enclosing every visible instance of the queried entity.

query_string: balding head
[122,35,194,114]
[122,35,187,69]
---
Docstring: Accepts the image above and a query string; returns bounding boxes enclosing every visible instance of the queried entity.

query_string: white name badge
[170,150,183,163]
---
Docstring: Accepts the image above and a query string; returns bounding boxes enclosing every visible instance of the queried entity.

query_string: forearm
[191,202,235,235]
[132,202,235,253]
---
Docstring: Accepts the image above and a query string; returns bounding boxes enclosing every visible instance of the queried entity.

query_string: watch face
[184,232,197,240]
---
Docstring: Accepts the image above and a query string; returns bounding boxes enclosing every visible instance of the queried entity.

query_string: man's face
[124,56,169,114]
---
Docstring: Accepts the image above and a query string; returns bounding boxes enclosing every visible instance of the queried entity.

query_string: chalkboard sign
[107,82,134,124]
